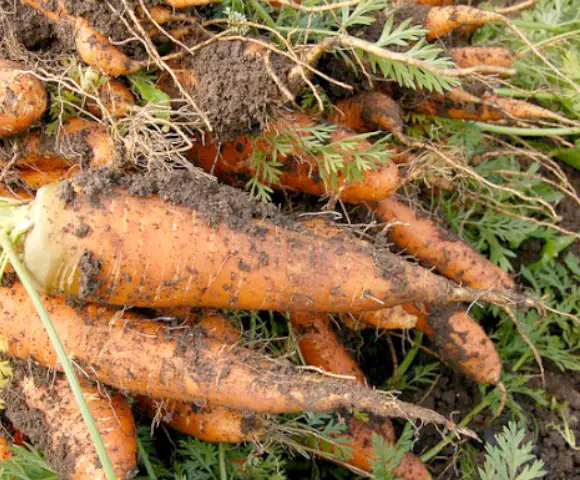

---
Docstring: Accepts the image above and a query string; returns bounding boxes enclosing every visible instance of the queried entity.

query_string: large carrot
[374,197,515,291]
[0,283,465,428]
[450,47,516,71]
[1,358,137,479]
[328,92,407,143]
[4,169,515,311]
[21,0,144,76]
[189,111,401,203]
[0,59,47,137]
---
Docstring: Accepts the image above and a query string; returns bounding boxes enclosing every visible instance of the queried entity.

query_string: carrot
[9,118,116,170]
[450,47,516,71]
[0,432,11,460]
[21,0,144,76]
[289,312,367,383]
[164,0,222,6]
[138,399,264,443]
[87,80,136,119]
[374,197,515,291]
[0,283,463,428]
[3,167,74,195]
[422,6,502,40]
[415,89,568,124]
[189,111,401,203]
[348,304,502,385]
[1,358,137,479]
[0,59,47,137]
[328,92,407,143]
[7,169,517,311]
[300,218,502,385]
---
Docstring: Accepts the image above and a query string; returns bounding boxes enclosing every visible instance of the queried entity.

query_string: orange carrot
[0,432,11,460]
[450,47,516,71]
[22,0,143,76]
[423,6,502,40]
[0,283,460,427]
[0,59,47,137]
[2,358,137,479]
[164,0,222,6]
[288,311,431,479]
[328,92,407,143]
[9,169,506,311]
[9,117,116,170]
[189,111,401,203]
[87,80,136,119]
[289,312,367,383]
[374,197,515,291]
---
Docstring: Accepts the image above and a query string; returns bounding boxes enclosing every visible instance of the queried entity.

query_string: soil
[77,249,102,298]
[0,357,78,479]
[0,0,57,51]
[189,39,293,140]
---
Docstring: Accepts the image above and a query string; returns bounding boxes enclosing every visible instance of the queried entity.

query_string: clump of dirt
[63,167,306,236]
[0,357,77,478]
[188,39,293,140]
[0,0,58,51]
[77,249,102,298]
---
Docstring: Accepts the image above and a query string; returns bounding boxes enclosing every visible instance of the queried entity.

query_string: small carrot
[374,196,515,291]
[87,80,136,119]
[422,6,502,40]
[289,311,431,479]
[328,92,407,144]
[22,0,144,76]
[0,283,463,428]
[9,117,116,170]
[164,0,222,6]
[450,47,516,72]
[0,59,47,137]
[0,432,11,460]
[6,170,519,311]
[289,312,367,383]
[1,358,137,479]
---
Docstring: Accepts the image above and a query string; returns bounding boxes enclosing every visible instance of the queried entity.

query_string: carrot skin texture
[189,111,401,203]
[23,181,458,311]
[2,363,137,479]
[0,433,11,460]
[0,60,47,137]
[87,80,136,118]
[424,6,498,40]
[289,312,366,383]
[0,283,451,425]
[450,47,516,71]
[374,197,514,291]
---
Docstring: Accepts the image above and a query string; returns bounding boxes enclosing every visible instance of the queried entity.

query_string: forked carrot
[1,359,137,479]
[374,197,515,291]
[0,59,47,137]
[0,283,464,428]
[189,111,401,203]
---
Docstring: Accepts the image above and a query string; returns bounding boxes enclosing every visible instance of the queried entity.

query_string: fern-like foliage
[478,422,546,480]
[370,423,415,480]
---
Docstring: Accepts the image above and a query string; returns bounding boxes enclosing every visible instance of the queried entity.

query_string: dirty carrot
[87,80,136,119]
[450,47,516,71]
[0,59,47,137]
[0,283,465,429]
[189,111,401,203]
[328,92,407,143]
[0,433,11,460]
[1,358,137,479]
[289,311,367,383]
[8,117,117,170]
[374,196,515,291]
[22,0,144,76]
[421,5,503,40]
[5,170,525,311]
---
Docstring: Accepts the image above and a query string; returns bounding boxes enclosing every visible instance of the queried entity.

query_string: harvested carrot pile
[0,1,578,479]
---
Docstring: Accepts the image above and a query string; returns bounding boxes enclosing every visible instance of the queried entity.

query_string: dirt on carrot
[1,358,77,477]
[77,249,102,299]
[185,40,293,139]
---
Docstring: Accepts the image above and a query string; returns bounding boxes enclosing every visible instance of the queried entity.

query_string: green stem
[420,396,492,463]
[512,351,531,372]
[475,123,580,136]
[493,88,558,102]
[511,20,580,31]
[248,0,277,30]
[137,437,157,480]
[0,231,117,480]
[397,331,423,380]
[218,443,228,480]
